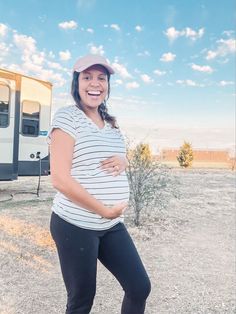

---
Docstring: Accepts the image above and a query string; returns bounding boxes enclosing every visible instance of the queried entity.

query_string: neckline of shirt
[74,105,109,132]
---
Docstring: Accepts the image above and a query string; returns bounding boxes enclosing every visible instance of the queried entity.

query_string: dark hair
[71,70,118,128]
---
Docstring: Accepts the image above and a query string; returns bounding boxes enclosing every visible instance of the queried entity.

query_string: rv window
[21,100,40,137]
[0,84,10,128]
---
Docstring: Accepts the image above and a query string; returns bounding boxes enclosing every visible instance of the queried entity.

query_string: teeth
[88,91,101,96]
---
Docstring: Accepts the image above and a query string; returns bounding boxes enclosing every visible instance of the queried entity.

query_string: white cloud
[164,27,204,42]
[47,61,63,70]
[191,63,214,74]
[185,79,197,86]
[77,0,96,9]
[164,27,184,41]
[5,63,24,73]
[222,30,235,37]
[21,61,43,74]
[185,27,204,40]
[21,65,66,87]
[115,79,123,85]
[140,74,153,84]
[41,70,67,87]
[89,44,105,55]
[219,80,234,86]
[2,29,67,89]
[176,79,204,87]
[160,52,176,62]
[206,38,236,60]
[112,62,132,79]
[110,24,120,31]
[13,33,36,54]
[31,52,46,65]
[0,23,8,36]
[59,50,71,61]
[218,58,229,64]
[87,28,94,33]
[153,69,167,76]
[137,50,150,57]
[0,42,10,57]
[48,51,55,59]
[126,81,140,89]
[135,25,143,32]
[218,38,234,55]
[58,20,78,30]
[206,51,217,60]
[58,92,70,97]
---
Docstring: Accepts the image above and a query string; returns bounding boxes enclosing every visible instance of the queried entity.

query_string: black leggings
[50,212,151,314]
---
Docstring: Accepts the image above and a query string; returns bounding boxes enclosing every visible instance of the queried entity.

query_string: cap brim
[74,62,115,75]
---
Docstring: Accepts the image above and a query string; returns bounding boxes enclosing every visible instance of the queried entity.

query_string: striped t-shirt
[47,105,130,230]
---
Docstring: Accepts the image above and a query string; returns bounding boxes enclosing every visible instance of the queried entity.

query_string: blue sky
[0,0,235,153]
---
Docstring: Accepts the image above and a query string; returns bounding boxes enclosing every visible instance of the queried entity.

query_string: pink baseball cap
[73,54,115,75]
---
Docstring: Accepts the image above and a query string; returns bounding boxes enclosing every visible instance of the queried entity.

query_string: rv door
[0,77,20,180]
[18,76,51,176]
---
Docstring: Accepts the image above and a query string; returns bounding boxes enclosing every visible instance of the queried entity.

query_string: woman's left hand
[100,155,128,176]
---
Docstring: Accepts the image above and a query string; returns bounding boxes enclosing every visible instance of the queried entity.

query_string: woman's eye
[99,77,106,81]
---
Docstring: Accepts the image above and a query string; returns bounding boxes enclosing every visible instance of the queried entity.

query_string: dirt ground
[0,169,235,314]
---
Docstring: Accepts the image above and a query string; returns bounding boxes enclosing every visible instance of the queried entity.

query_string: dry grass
[0,170,235,314]
[0,215,55,250]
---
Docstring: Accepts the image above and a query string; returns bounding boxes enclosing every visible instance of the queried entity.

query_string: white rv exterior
[0,68,52,180]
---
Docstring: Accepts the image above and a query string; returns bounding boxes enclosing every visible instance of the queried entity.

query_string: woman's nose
[90,78,100,86]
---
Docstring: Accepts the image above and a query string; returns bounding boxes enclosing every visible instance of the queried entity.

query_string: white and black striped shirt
[47,105,130,230]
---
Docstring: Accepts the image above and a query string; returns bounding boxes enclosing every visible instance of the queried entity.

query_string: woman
[47,54,151,314]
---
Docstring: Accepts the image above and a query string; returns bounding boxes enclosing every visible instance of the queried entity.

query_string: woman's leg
[50,212,99,314]
[98,223,151,314]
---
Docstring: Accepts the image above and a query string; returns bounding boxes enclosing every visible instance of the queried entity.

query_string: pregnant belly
[77,172,130,206]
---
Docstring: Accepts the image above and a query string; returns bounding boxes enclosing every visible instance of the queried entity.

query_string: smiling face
[78,64,109,112]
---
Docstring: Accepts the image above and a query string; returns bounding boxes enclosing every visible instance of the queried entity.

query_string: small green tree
[126,142,176,226]
[177,141,194,168]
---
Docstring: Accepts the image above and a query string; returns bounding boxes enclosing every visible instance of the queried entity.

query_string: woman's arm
[49,128,127,219]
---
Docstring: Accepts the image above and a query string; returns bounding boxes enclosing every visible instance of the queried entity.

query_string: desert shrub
[126,142,178,226]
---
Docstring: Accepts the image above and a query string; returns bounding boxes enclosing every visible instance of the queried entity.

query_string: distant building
[159,148,233,168]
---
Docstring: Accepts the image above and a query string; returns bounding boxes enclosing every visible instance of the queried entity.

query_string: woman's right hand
[103,201,128,219]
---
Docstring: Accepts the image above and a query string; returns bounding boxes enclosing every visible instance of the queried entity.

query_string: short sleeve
[46,107,76,145]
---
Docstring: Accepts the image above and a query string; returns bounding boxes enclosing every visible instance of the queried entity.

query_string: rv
[0,68,52,181]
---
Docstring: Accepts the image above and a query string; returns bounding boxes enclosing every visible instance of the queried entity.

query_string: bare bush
[126,143,179,226]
